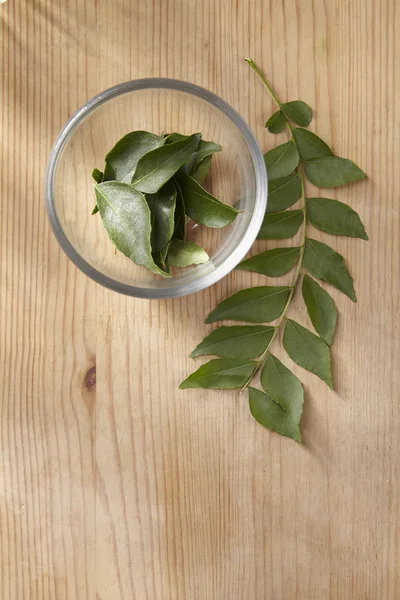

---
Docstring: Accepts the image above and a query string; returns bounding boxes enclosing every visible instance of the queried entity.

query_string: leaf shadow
[297,387,330,467]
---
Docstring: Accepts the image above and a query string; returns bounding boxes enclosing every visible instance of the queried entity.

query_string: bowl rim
[45,77,268,298]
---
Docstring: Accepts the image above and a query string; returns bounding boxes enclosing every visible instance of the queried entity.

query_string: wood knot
[84,366,96,391]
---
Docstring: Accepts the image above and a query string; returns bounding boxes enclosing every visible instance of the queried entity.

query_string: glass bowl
[45,78,267,298]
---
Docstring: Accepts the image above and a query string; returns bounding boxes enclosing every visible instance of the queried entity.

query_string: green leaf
[131,133,201,193]
[258,210,303,240]
[265,110,281,128]
[177,172,239,228]
[152,244,170,274]
[173,178,186,240]
[184,139,221,174]
[167,239,209,267]
[103,131,165,183]
[94,182,168,277]
[165,132,188,144]
[236,247,300,277]
[166,134,221,181]
[248,387,301,443]
[91,169,103,213]
[205,286,291,324]
[264,141,299,181]
[190,325,275,359]
[306,197,368,240]
[283,319,332,388]
[303,238,356,301]
[266,110,287,133]
[180,358,256,389]
[302,275,337,346]
[282,101,312,126]
[260,354,304,424]
[191,155,212,183]
[146,180,177,252]
[92,168,103,184]
[292,128,333,161]
[266,173,302,213]
[303,156,366,188]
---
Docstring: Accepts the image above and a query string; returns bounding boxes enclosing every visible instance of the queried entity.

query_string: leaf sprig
[180,59,368,443]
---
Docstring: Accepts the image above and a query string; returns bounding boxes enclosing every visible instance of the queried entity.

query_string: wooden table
[1,1,399,598]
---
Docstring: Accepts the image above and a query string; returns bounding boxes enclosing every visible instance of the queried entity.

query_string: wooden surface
[1,1,399,598]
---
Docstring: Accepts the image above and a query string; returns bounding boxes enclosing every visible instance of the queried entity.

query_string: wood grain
[1,0,399,598]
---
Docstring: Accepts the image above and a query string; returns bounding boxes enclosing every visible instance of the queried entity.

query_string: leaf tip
[153,267,171,278]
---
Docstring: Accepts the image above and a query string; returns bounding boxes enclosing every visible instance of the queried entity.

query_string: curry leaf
[103,130,165,183]
[266,173,302,213]
[302,274,337,346]
[94,182,168,277]
[205,286,291,324]
[260,354,304,424]
[303,156,366,188]
[180,358,257,389]
[180,59,369,442]
[166,133,219,158]
[183,140,221,176]
[292,128,333,161]
[282,101,312,127]
[303,238,356,301]
[306,197,368,239]
[152,244,170,274]
[165,132,188,144]
[92,168,103,184]
[193,139,221,162]
[146,180,177,252]
[257,210,303,240]
[190,325,275,359]
[177,172,239,228]
[248,387,301,442]
[131,133,201,193]
[166,134,220,181]
[173,178,186,240]
[191,155,212,183]
[264,141,299,181]
[266,110,287,133]
[265,110,281,128]
[283,319,332,388]
[91,169,103,213]
[236,247,300,277]
[167,239,209,267]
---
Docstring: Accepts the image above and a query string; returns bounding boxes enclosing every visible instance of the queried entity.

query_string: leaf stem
[244,58,282,110]
[240,60,308,392]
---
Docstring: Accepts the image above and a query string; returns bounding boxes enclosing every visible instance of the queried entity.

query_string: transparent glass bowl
[45,79,267,298]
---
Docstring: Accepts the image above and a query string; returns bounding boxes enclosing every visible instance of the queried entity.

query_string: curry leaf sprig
[91,131,239,276]
[180,59,368,443]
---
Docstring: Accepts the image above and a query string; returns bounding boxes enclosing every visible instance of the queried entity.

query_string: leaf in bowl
[94,181,168,277]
